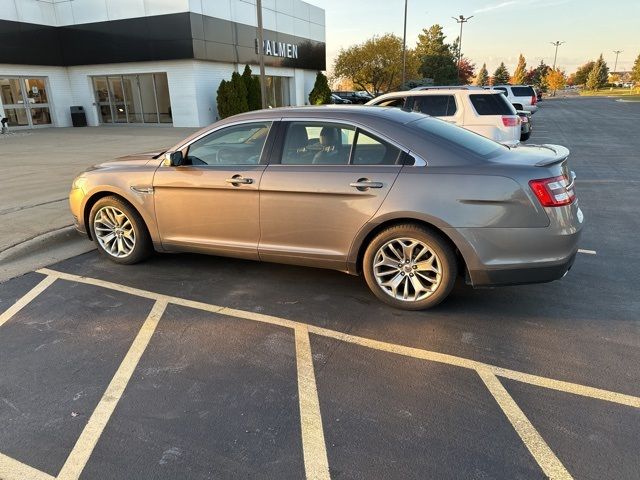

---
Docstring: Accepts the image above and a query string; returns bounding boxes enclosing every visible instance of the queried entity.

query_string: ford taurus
[69,106,583,310]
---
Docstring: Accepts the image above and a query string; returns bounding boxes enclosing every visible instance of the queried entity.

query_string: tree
[492,62,511,85]
[586,54,609,90]
[333,34,419,95]
[524,60,550,92]
[512,54,527,84]
[573,61,595,86]
[586,62,603,90]
[415,24,458,85]
[241,65,262,111]
[631,53,640,85]
[308,72,332,105]
[546,68,566,95]
[458,58,476,85]
[475,63,489,86]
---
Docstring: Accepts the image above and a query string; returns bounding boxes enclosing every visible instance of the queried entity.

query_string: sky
[310,0,640,76]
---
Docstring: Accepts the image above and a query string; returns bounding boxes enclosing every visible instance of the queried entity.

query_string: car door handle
[225,176,253,186]
[350,179,383,191]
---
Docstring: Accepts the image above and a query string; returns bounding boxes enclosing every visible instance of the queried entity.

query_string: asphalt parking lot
[1,97,639,480]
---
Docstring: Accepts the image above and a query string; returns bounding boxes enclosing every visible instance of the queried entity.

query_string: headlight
[71,175,87,190]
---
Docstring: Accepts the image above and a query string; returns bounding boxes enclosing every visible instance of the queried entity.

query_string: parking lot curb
[0,225,95,283]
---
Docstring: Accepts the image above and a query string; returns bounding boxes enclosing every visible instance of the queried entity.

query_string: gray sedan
[69,106,583,310]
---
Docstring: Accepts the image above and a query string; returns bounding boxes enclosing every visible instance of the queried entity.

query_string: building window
[262,76,290,108]
[91,73,172,125]
[0,77,52,128]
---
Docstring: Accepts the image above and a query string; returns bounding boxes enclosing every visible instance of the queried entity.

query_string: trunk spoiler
[527,144,570,167]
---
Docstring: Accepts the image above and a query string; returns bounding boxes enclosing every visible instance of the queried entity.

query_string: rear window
[407,95,457,116]
[469,94,515,115]
[511,86,535,97]
[409,117,505,157]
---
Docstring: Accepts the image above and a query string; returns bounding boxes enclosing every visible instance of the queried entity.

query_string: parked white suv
[366,88,521,146]
[491,85,539,113]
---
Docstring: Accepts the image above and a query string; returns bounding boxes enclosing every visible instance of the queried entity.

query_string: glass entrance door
[0,77,52,128]
[91,73,172,125]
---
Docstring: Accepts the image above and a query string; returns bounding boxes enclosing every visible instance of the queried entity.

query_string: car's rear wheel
[520,131,531,141]
[89,196,152,264]
[363,224,457,310]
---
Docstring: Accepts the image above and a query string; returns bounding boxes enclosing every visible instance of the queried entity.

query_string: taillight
[531,95,537,105]
[529,175,575,207]
[502,116,520,127]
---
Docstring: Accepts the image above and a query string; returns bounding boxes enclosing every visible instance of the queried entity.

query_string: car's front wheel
[89,196,152,264]
[363,224,457,310]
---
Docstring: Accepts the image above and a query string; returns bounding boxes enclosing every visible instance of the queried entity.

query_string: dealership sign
[255,39,299,59]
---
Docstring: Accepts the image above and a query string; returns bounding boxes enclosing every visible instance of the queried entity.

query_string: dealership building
[0,0,326,128]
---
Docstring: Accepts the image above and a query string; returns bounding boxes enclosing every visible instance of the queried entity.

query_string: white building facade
[0,0,326,128]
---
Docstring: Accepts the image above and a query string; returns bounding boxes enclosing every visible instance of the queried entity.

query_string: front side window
[185,122,271,166]
[408,95,457,116]
[281,122,355,165]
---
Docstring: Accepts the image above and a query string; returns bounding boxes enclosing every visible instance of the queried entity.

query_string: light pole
[401,0,408,87]
[612,50,622,73]
[452,15,473,84]
[256,0,267,109]
[550,40,564,70]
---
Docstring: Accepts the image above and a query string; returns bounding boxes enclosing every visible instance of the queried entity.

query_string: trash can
[70,106,87,127]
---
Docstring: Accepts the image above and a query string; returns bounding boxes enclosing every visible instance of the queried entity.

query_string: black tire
[89,196,152,264]
[520,131,531,142]
[362,224,457,310]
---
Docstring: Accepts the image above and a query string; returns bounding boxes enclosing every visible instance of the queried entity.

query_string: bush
[216,71,249,119]
[308,72,332,105]
[242,65,262,111]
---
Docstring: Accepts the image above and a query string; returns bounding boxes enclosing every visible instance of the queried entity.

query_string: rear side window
[511,86,535,97]
[409,117,505,157]
[281,122,355,165]
[469,94,515,115]
[352,130,401,165]
[408,95,457,116]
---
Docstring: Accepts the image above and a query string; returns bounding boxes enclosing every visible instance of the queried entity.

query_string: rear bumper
[469,251,576,287]
[445,204,583,287]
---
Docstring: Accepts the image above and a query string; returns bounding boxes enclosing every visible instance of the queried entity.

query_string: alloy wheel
[94,206,136,258]
[373,237,442,302]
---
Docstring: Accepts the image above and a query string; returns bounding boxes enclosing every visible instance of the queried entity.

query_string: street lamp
[550,41,565,70]
[452,15,473,84]
[402,0,408,87]
[613,50,622,73]
[256,0,267,109]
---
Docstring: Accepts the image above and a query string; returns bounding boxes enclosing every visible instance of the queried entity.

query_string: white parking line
[0,452,55,480]
[478,369,573,480]
[56,299,168,480]
[0,276,56,329]
[295,326,331,480]
[577,249,597,255]
[1,268,638,480]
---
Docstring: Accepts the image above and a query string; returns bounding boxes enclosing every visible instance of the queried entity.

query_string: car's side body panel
[259,164,401,270]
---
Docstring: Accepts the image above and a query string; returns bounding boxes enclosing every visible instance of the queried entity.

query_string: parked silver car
[69,106,583,310]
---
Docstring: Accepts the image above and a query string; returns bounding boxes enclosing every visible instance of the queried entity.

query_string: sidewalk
[0,126,197,278]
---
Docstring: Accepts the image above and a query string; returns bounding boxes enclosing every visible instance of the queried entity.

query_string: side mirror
[163,151,183,167]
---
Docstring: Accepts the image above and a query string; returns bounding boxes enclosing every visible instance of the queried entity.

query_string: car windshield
[409,117,506,157]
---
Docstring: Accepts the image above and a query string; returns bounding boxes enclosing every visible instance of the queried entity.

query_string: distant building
[0,0,326,128]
